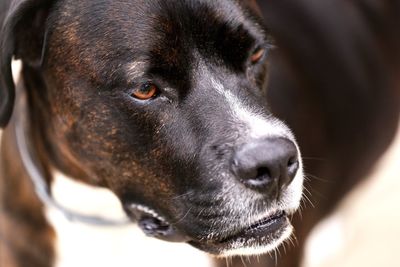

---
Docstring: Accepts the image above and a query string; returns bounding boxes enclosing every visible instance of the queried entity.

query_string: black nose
[231,138,299,195]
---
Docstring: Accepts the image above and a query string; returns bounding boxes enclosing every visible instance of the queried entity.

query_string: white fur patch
[279,159,304,213]
[210,78,292,140]
[47,173,213,267]
[12,60,22,83]
[220,225,293,257]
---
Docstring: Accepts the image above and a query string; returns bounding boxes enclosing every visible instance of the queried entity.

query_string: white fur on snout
[210,78,304,256]
[210,78,292,140]
[211,77,304,213]
[220,225,293,257]
[279,160,304,213]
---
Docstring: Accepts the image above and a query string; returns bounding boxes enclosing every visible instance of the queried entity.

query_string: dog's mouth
[220,210,287,243]
[189,210,291,256]
[126,203,291,256]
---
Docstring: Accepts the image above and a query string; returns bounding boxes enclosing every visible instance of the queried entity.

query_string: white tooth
[130,204,166,222]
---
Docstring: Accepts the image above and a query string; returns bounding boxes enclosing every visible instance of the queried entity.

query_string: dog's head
[0,0,303,256]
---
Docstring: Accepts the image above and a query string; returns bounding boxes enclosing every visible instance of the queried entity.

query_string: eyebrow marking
[125,61,147,81]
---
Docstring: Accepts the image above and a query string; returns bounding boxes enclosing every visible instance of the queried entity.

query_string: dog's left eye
[250,47,266,64]
[131,83,159,100]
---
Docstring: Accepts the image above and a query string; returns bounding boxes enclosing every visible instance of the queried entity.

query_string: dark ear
[0,0,52,128]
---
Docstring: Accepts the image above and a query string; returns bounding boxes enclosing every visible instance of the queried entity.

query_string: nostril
[288,156,297,167]
[255,167,271,181]
[288,155,299,170]
[243,166,274,188]
[287,156,299,174]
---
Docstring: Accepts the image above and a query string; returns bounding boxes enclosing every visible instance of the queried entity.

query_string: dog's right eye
[131,83,159,100]
[250,47,266,64]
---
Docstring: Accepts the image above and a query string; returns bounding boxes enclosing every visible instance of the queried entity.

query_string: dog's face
[1,0,303,256]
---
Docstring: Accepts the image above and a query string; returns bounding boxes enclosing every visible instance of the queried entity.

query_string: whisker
[240,256,248,267]
[171,207,192,225]
[291,233,299,247]
[282,241,287,255]
[305,173,331,183]
[301,191,315,208]
[273,248,278,267]
[246,256,251,264]
[225,257,230,267]
[170,191,194,200]
[296,203,304,220]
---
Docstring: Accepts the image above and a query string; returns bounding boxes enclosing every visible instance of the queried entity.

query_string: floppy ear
[0,0,52,128]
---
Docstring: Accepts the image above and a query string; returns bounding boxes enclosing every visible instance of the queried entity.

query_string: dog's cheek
[76,103,182,200]
[110,112,205,211]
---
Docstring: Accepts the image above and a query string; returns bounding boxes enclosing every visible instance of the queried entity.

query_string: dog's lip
[125,203,291,254]
[219,210,287,243]
[189,210,290,255]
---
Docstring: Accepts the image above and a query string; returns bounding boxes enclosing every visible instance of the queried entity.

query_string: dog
[0,1,305,267]
[3,0,398,266]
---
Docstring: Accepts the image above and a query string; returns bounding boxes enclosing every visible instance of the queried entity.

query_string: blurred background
[303,124,400,267]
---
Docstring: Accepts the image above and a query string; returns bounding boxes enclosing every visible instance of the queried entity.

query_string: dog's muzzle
[124,136,303,256]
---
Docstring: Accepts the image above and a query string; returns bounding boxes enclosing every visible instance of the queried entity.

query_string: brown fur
[0,107,55,267]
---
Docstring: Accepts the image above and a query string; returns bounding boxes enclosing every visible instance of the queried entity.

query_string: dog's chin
[125,203,293,257]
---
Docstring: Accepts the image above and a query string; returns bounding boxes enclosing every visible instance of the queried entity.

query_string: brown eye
[250,48,266,64]
[132,83,158,100]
